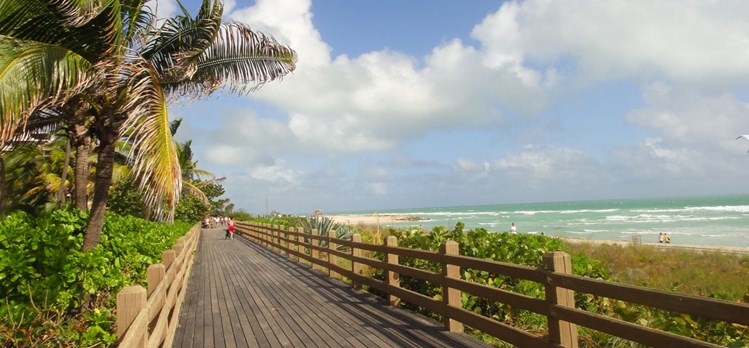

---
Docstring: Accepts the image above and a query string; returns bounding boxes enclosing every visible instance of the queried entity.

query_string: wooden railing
[236,221,749,348]
[115,223,201,347]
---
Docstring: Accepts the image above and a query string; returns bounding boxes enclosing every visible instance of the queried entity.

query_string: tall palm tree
[13,106,92,210]
[0,0,296,251]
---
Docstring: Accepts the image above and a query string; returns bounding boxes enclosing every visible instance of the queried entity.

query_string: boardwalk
[173,229,488,348]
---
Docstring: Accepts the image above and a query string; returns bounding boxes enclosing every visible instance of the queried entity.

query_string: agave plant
[297,216,355,248]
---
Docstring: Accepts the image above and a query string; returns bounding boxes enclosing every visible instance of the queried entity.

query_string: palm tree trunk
[56,137,72,209]
[74,137,90,211]
[82,134,116,252]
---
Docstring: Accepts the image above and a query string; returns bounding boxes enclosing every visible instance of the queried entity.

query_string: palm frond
[53,0,112,27]
[119,59,181,221]
[121,0,154,48]
[169,118,182,135]
[139,0,223,82]
[164,22,297,98]
[0,0,123,61]
[189,168,215,181]
[183,180,209,207]
[0,37,94,143]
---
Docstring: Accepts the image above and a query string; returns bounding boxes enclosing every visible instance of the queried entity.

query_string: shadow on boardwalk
[173,228,488,348]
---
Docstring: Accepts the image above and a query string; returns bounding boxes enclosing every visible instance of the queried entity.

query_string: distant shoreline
[559,237,749,255]
[326,214,749,255]
[328,214,426,225]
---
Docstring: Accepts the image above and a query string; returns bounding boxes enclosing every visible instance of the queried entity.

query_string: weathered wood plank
[173,228,488,348]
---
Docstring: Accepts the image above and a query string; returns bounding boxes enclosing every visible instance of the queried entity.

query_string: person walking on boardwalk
[227,218,236,239]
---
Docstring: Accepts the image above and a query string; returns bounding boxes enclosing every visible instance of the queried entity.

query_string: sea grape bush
[382,223,608,334]
[0,210,191,347]
[376,223,747,347]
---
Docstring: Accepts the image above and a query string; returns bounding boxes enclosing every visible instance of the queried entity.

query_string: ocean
[345,194,749,248]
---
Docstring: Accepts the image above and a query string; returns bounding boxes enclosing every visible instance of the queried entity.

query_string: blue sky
[161,0,749,215]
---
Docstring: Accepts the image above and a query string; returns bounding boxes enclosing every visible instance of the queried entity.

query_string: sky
[158,0,749,215]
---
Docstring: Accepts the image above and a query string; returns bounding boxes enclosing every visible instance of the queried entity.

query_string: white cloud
[627,83,749,152]
[249,160,301,185]
[493,145,599,182]
[148,0,178,19]
[229,0,332,68]
[226,0,551,154]
[176,0,749,213]
[368,183,388,197]
[221,0,749,159]
[475,0,749,87]
[455,159,490,174]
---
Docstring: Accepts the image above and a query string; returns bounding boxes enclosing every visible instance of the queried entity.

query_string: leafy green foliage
[380,223,599,333]
[0,210,191,346]
[2,143,61,215]
[367,223,747,346]
[108,178,146,218]
[174,192,209,223]
[227,208,253,221]
[200,182,226,214]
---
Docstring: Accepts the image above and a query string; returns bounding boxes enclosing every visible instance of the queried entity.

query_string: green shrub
[0,210,191,346]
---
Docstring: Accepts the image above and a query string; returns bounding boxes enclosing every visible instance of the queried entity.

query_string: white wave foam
[605,214,741,224]
[631,205,749,214]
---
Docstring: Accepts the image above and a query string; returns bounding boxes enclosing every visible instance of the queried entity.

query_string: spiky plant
[297,216,355,248]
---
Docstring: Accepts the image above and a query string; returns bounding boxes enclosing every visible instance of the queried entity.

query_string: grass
[564,242,749,301]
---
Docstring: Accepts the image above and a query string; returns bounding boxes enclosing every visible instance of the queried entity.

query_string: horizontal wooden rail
[235,221,746,348]
[116,223,201,348]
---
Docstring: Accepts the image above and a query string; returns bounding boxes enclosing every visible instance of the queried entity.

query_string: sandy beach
[559,237,749,254]
[328,214,424,226]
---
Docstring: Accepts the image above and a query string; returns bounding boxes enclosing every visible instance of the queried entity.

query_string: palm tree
[13,106,92,210]
[1,0,296,251]
[1,135,70,214]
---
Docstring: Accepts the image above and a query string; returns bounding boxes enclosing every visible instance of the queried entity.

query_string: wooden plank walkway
[173,228,489,348]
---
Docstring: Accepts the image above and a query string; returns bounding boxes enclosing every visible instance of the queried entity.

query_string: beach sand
[328,214,424,225]
[327,214,749,254]
[560,237,749,254]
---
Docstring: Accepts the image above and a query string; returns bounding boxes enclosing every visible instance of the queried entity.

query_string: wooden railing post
[298,227,306,263]
[544,252,578,348]
[172,240,184,259]
[251,223,257,240]
[311,229,319,270]
[276,225,282,252]
[290,227,298,261]
[147,264,165,297]
[268,225,277,247]
[263,224,268,246]
[117,285,147,346]
[352,233,362,290]
[328,230,338,279]
[272,225,278,252]
[162,250,175,271]
[441,240,463,333]
[386,236,401,307]
[285,226,292,258]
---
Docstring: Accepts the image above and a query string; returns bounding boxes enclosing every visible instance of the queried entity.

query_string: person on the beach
[510,222,517,234]
[664,233,670,244]
[658,233,664,243]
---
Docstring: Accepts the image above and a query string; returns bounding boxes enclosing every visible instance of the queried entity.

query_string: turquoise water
[342,195,749,247]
